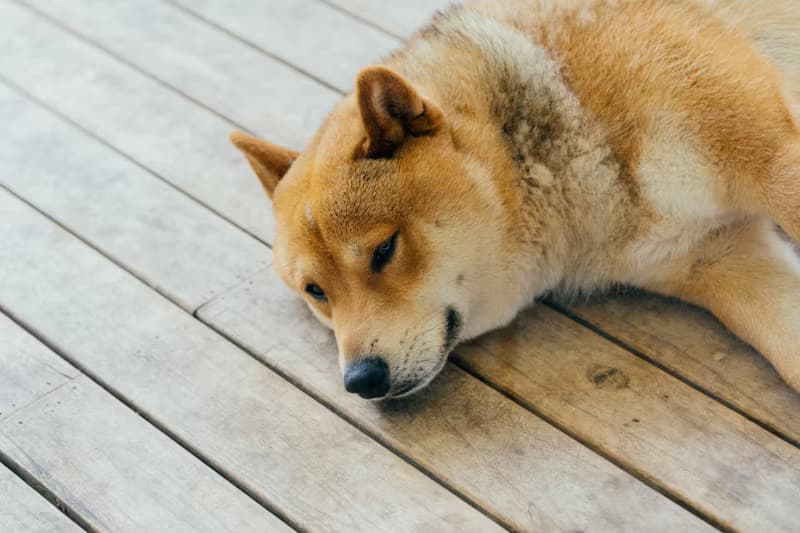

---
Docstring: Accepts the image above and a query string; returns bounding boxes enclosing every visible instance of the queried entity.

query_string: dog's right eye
[371,232,398,273]
[305,283,327,302]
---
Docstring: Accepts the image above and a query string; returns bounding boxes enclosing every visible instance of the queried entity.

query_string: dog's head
[232,66,521,399]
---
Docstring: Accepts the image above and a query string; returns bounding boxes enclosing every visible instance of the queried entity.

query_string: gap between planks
[164,0,345,95]
[0,57,270,251]
[549,300,800,449]
[0,304,302,533]
[447,357,730,532]
[195,308,513,531]
[314,0,405,41]
[0,420,93,533]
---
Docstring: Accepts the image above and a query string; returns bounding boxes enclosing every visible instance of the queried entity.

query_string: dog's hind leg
[640,216,800,392]
[733,135,800,244]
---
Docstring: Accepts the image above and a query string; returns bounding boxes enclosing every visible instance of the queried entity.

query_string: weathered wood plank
[565,293,800,444]
[323,0,453,38]
[197,266,713,532]
[168,0,397,92]
[0,315,290,533]
[0,382,291,533]
[0,315,78,423]
[0,82,268,311]
[20,0,339,150]
[454,305,800,532]
[0,464,81,533]
[0,1,278,243]
[0,189,497,532]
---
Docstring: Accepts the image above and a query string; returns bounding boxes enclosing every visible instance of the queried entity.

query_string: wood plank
[0,315,79,423]
[0,1,278,243]
[0,315,290,533]
[453,305,800,532]
[168,0,397,92]
[0,463,81,533]
[323,0,453,38]
[197,267,713,531]
[0,190,497,532]
[20,0,339,150]
[0,82,269,311]
[565,293,800,444]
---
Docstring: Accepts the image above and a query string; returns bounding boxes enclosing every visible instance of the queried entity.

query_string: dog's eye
[305,283,327,302]
[371,232,398,273]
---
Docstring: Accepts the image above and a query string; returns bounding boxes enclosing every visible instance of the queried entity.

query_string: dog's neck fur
[393,9,637,311]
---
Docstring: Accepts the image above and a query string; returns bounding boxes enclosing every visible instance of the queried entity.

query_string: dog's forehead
[273,170,394,271]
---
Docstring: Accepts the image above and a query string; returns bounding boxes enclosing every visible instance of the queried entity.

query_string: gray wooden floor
[1,1,799,531]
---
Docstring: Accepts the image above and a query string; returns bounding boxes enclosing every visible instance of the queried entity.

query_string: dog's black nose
[344,357,390,399]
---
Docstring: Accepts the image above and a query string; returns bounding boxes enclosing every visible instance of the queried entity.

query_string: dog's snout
[343,357,390,399]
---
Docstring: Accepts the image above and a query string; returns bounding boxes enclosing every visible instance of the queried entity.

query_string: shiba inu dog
[231,0,800,400]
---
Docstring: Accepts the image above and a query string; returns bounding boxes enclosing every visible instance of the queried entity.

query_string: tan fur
[230,131,298,197]
[232,0,800,397]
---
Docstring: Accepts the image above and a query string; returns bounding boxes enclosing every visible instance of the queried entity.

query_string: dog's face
[232,66,516,399]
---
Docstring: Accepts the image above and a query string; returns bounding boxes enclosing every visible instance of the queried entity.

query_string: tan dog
[231,0,800,400]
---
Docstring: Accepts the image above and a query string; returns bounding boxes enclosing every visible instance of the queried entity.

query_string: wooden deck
[1,1,799,531]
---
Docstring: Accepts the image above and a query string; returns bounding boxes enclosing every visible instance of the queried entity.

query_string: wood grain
[0,314,79,423]
[0,81,269,311]
[20,0,339,150]
[198,266,713,532]
[0,189,497,532]
[168,0,397,92]
[565,293,800,444]
[0,1,278,244]
[0,464,81,533]
[323,0,453,38]
[0,314,290,532]
[455,304,800,532]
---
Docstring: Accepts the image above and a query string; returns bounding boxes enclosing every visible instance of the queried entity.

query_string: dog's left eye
[305,283,327,302]
[371,232,398,273]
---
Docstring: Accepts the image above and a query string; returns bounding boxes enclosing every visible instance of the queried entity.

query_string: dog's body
[232,0,800,399]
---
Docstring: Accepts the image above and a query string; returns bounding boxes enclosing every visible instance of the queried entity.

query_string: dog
[230,0,800,400]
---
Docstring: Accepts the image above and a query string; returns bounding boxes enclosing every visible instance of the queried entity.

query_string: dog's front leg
[641,217,800,392]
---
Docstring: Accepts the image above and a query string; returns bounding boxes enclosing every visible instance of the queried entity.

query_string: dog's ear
[356,65,444,158]
[230,131,299,197]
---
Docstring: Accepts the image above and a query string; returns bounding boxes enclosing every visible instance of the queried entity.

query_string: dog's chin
[384,355,449,400]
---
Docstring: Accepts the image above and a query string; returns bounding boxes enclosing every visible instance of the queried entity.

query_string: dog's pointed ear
[356,65,444,159]
[230,131,299,197]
